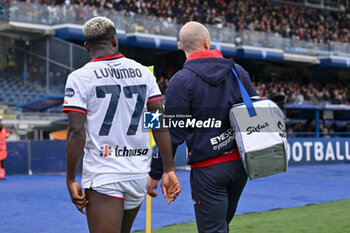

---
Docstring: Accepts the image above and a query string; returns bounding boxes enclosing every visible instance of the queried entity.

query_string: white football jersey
[63,53,162,188]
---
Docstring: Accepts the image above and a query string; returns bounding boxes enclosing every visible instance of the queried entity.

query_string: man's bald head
[179,21,210,56]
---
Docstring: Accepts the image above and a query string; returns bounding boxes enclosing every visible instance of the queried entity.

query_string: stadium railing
[12,36,90,95]
[0,36,90,112]
[277,0,345,11]
[5,2,350,57]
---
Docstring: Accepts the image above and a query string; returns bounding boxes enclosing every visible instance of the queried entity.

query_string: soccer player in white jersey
[63,16,180,233]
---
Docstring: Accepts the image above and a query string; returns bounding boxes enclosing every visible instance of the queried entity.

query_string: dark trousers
[190,160,247,233]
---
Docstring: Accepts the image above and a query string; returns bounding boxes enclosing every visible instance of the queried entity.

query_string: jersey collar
[89,53,124,63]
[186,49,223,62]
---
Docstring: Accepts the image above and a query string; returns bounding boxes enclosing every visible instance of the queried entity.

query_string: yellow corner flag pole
[146,182,152,233]
[146,65,155,233]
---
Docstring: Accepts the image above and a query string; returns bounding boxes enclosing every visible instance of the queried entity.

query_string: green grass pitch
[138,199,350,233]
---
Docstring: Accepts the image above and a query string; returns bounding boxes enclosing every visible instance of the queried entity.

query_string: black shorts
[190,159,247,233]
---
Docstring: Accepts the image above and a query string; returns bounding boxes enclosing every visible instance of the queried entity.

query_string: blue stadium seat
[0,74,59,106]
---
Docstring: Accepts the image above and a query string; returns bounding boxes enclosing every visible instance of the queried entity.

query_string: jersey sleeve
[62,73,89,114]
[146,70,162,103]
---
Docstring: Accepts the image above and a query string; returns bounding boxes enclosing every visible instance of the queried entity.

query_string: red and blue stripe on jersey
[63,106,87,114]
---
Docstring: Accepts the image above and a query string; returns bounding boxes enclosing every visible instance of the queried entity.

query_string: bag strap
[231,67,257,117]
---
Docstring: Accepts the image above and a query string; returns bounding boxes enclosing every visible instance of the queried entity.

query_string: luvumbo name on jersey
[99,145,149,157]
[94,67,142,79]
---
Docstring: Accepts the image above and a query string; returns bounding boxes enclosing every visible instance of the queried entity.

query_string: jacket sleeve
[149,144,178,180]
[149,72,191,180]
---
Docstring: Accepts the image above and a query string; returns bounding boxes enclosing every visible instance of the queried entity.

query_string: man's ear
[112,36,118,47]
[84,42,90,53]
[178,41,184,51]
[112,36,119,52]
[204,38,210,50]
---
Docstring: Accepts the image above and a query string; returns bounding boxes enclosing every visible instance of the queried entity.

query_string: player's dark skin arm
[147,99,181,204]
[66,111,89,215]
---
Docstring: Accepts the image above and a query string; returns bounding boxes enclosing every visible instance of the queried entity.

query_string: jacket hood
[183,49,235,86]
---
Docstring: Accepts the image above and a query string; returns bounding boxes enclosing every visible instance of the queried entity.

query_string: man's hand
[67,181,89,215]
[147,177,160,197]
[66,112,86,214]
[161,171,181,204]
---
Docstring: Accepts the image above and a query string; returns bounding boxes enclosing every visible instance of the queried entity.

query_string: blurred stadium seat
[0,73,46,106]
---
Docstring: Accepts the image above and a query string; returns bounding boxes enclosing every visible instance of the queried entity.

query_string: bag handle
[231,67,257,117]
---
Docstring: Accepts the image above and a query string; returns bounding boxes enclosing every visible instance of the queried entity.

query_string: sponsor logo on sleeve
[65,88,75,98]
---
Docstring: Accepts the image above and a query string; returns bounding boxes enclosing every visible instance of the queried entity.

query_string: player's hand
[147,177,160,197]
[161,171,181,205]
[66,181,89,215]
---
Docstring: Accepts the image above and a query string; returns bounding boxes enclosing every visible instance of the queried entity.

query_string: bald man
[148,22,257,233]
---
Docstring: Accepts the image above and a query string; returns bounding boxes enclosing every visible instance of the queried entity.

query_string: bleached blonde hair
[83,16,116,43]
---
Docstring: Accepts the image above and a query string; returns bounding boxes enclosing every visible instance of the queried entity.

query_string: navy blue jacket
[150,50,257,179]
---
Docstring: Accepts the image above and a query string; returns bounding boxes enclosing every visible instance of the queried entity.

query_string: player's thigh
[120,177,147,233]
[85,189,124,233]
[121,205,141,233]
[190,165,231,233]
